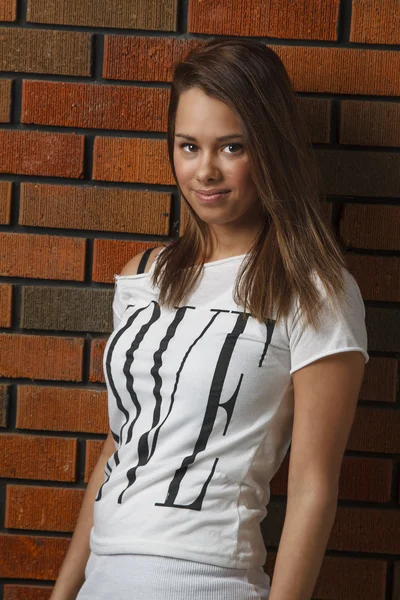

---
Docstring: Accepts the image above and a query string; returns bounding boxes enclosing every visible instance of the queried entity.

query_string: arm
[49,430,116,600]
[268,350,366,600]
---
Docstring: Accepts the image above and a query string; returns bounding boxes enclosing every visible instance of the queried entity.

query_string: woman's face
[173,87,262,229]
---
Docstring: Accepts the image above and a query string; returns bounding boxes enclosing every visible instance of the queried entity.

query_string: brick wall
[0,1,399,599]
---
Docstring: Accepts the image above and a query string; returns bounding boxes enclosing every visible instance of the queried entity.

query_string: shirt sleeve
[289,268,369,375]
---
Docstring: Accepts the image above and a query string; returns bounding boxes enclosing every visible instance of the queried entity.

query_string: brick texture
[93,239,162,283]
[298,97,331,144]
[0,181,12,223]
[0,78,11,121]
[340,205,400,250]
[84,439,105,482]
[348,407,400,454]
[89,338,107,383]
[359,357,398,403]
[0,283,12,327]
[345,254,400,302]
[341,100,400,147]
[16,385,108,433]
[20,183,171,235]
[350,0,400,45]
[6,485,84,531]
[0,534,69,579]
[0,434,76,481]
[0,384,10,427]
[93,137,173,184]
[0,130,84,178]
[0,233,86,280]
[20,286,113,332]
[27,0,178,30]
[0,28,91,75]
[4,585,53,600]
[0,334,83,380]
[188,0,340,40]
[365,306,400,354]
[22,81,170,131]
[0,0,16,21]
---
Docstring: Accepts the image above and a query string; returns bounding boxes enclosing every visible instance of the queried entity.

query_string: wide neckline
[114,253,247,281]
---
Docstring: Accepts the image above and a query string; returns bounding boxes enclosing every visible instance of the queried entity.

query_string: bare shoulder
[119,245,166,276]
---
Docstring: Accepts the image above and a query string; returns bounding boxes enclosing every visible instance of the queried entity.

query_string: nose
[195,151,221,183]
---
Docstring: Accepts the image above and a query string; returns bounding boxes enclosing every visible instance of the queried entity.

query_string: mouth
[194,190,230,203]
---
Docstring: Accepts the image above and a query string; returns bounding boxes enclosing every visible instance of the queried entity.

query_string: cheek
[173,154,192,186]
[229,160,253,188]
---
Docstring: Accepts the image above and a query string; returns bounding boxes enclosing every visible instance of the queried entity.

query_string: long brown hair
[152,37,349,330]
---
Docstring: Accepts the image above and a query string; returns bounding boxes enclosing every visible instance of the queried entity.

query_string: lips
[194,190,230,203]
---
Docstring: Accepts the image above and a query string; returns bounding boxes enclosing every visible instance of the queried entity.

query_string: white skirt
[77,552,271,600]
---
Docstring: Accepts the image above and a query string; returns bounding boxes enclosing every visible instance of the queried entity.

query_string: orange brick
[0,232,85,280]
[22,81,169,131]
[340,205,400,251]
[0,434,77,481]
[349,407,400,454]
[93,137,173,184]
[89,338,107,383]
[20,183,171,235]
[0,0,16,21]
[85,438,105,482]
[17,385,108,433]
[350,0,400,44]
[0,333,83,381]
[27,0,177,30]
[0,130,84,178]
[0,283,12,327]
[189,0,340,40]
[360,357,398,403]
[341,100,400,147]
[0,181,12,223]
[271,45,400,96]
[93,239,163,283]
[6,485,84,531]
[103,36,201,81]
[4,585,53,600]
[0,534,69,579]
[0,78,12,121]
[0,28,90,76]
[345,254,400,302]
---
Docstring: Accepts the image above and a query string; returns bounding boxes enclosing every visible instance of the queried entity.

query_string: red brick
[349,406,400,454]
[360,357,398,403]
[271,453,392,502]
[0,232,85,280]
[189,0,340,40]
[20,183,171,235]
[4,585,53,600]
[0,28,91,76]
[340,205,400,251]
[0,434,76,481]
[103,36,201,81]
[0,130,84,178]
[89,338,107,383]
[0,333,83,381]
[346,254,400,303]
[271,45,400,96]
[0,384,10,427]
[341,100,400,147]
[0,283,12,327]
[17,385,108,433]
[0,0,16,21]
[93,239,163,283]
[6,485,84,531]
[22,81,169,131]
[27,0,177,30]
[0,534,69,579]
[85,438,105,482]
[0,181,12,223]
[0,78,12,121]
[93,137,173,184]
[314,555,386,600]
[350,0,400,44]
[329,505,400,554]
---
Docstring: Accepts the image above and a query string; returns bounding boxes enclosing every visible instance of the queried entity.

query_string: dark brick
[0,78,12,121]
[0,384,10,427]
[365,307,400,353]
[340,205,400,251]
[0,181,12,224]
[341,100,400,147]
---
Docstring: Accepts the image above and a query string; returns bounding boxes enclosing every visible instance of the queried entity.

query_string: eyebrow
[175,133,243,142]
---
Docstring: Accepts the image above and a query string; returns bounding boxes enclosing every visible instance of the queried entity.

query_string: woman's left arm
[268,350,366,600]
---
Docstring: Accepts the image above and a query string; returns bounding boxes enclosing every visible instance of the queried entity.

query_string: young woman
[51,38,369,600]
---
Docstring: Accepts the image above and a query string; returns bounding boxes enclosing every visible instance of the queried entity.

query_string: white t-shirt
[90,250,369,569]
